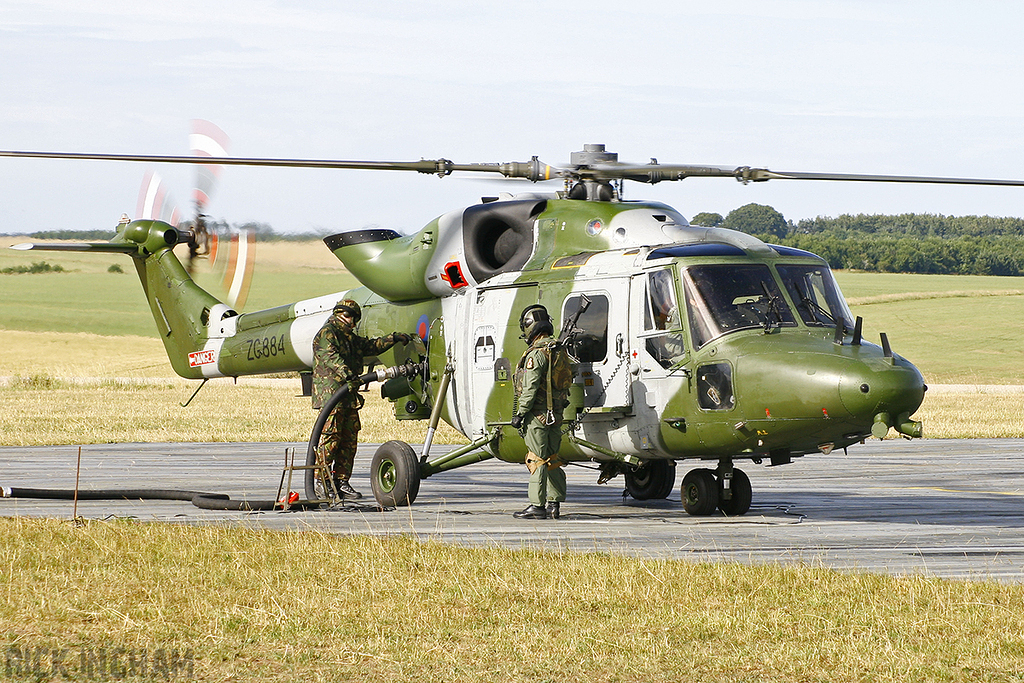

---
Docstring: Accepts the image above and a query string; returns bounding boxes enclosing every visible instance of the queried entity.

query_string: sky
[2,0,1024,235]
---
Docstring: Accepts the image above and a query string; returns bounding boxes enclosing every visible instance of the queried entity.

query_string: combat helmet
[519,304,553,342]
[333,298,361,323]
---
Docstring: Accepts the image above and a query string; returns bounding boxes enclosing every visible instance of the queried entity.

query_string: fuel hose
[304,361,424,501]
[0,485,291,511]
[1,361,424,512]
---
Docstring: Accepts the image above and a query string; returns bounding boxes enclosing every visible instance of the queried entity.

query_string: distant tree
[723,203,789,239]
[29,230,114,240]
[236,221,277,239]
[690,212,724,227]
[975,252,1021,276]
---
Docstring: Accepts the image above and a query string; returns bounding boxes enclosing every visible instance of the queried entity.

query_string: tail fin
[12,217,225,379]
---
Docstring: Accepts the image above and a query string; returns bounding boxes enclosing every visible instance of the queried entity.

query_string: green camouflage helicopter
[7,142,1022,515]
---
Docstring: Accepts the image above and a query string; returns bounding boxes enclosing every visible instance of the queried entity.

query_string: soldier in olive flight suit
[511,304,573,520]
[312,298,411,500]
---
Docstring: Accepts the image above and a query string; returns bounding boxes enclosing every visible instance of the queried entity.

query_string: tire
[717,468,752,516]
[681,468,719,516]
[625,460,677,500]
[370,440,421,507]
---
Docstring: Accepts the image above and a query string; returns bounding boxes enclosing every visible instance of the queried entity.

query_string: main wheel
[717,468,752,516]
[370,440,421,506]
[681,468,719,516]
[625,460,676,500]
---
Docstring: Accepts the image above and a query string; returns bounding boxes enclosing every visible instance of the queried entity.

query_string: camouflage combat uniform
[312,310,401,482]
[513,333,573,507]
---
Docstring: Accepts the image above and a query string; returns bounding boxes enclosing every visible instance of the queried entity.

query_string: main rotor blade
[589,163,1024,187]
[0,150,559,180]
[737,168,1024,187]
[6,148,1024,187]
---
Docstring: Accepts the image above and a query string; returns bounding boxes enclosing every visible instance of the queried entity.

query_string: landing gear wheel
[718,468,752,516]
[370,440,421,507]
[625,460,676,500]
[681,468,719,516]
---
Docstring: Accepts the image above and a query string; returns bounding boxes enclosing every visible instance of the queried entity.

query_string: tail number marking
[246,334,287,361]
[188,349,217,367]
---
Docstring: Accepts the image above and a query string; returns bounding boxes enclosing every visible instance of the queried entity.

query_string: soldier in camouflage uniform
[511,304,573,520]
[312,298,411,499]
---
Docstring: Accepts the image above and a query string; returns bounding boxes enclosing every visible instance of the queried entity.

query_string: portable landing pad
[2,439,1023,583]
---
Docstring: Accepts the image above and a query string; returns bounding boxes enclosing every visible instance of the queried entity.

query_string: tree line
[692,204,1024,276]
[13,205,1024,276]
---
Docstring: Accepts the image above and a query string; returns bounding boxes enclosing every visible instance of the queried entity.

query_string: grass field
[2,237,1023,444]
[0,237,359,336]
[3,241,1024,681]
[2,518,1023,683]
[837,271,1024,385]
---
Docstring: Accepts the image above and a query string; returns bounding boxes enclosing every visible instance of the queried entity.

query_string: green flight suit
[312,312,399,480]
[513,334,571,506]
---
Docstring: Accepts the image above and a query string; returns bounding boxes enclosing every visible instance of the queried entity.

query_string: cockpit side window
[647,269,681,331]
[563,294,609,363]
[643,269,687,369]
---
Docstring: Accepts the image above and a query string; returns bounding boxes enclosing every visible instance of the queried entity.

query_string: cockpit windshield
[682,264,796,348]
[776,264,855,331]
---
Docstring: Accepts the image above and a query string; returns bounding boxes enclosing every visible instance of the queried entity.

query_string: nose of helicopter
[838,356,926,437]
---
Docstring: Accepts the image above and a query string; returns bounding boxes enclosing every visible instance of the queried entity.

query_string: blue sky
[2,0,1024,234]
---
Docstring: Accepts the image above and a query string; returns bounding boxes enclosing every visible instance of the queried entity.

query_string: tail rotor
[133,120,254,309]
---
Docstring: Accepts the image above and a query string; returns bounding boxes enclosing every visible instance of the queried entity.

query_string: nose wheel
[680,466,751,516]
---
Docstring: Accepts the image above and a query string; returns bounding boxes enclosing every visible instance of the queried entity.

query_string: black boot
[545,501,560,519]
[512,504,548,520]
[335,479,363,500]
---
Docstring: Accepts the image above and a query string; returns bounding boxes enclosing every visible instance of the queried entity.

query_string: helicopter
[6,142,1023,516]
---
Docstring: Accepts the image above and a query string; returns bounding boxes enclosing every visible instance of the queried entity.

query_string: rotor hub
[570,143,618,167]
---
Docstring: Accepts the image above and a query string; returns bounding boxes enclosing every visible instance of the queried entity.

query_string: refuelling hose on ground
[0,360,425,513]
[303,360,425,502]
[0,486,292,511]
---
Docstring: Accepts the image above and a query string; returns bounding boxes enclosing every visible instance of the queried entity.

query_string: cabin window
[643,269,687,369]
[563,294,608,363]
[682,264,797,348]
[776,264,856,331]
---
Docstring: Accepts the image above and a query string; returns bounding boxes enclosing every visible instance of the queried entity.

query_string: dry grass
[918,389,1024,438]
[2,518,1023,682]
[0,376,466,447]
[1,375,1020,445]
[0,330,174,378]
[847,289,1024,306]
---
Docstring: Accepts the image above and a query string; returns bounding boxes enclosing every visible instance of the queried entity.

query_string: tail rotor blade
[190,119,230,214]
[220,229,255,310]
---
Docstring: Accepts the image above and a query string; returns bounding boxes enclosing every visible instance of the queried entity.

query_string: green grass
[0,238,357,337]
[835,271,1024,299]
[3,237,1022,388]
[2,519,1022,683]
[834,272,1024,385]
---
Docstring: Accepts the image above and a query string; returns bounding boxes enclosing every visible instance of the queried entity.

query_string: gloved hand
[510,414,523,429]
[393,332,412,345]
